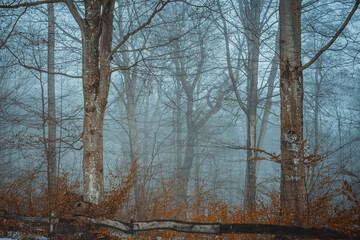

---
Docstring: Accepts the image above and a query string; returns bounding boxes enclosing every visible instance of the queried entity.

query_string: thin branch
[217,0,247,113]
[55,23,82,44]
[109,0,170,59]
[301,0,360,71]
[64,0,84,33]
[5,44,82,79]
[0,0,64,8]
[215,143,280,160]
[0,7,28,49]
[58,137,83,151]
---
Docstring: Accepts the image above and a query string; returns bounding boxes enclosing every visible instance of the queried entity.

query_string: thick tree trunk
[47,2,56,198]
[279,0,306,219]
[81,0,114,204]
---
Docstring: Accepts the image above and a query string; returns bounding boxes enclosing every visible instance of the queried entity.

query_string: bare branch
[64,0,84,33]
[0,0,64,8]
[58,138,83,151]
[197,82,231,128]
[301,0,360,71]
[0,7,28,49]
[217,0,247,113]
[109,0,170,59]
[5,45,81,79]
[55,21,82,44]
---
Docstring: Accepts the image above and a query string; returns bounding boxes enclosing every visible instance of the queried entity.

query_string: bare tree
[132,3,227,206]
[1,0,170,205]
[46,2,56,202]
[218,0,278,209]
[64,0,169,204]
[279,0,306,217]
[279,0,359,219]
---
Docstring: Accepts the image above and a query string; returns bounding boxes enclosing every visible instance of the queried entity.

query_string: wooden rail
[0,211,352,239]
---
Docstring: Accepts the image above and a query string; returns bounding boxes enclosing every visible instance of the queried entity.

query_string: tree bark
[47,2,56,199]
[279,0,306,219]
[80,0,115,204]
[46,3,56,234]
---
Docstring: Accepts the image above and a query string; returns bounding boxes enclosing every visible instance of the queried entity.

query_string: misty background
[1,0,359,209]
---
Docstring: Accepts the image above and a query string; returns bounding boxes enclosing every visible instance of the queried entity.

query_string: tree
[279,0,306,217]
[46,2,56,202]
[218,0,278,209]
[64,0,116,204]
[66,0,169,204]
[161,3,229,204]
[0,0,170,204]
[1,0,359,224]
[279,0,359,219]
[110,1,154,219]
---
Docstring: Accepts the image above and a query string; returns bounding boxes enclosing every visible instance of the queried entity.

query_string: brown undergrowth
[0,153,359,239]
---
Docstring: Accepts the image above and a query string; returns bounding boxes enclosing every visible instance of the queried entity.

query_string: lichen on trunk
[279,0,306,221]
[80,0,115,204]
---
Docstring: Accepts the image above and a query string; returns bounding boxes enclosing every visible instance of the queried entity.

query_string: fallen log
[0,211,352,239]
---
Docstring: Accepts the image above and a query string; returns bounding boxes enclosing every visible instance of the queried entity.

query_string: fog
[0,0,359,238]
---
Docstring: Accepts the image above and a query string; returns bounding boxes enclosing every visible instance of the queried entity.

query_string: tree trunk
[172,31,209,204]
[124,70,144,220]
[244,108,257,209]
[313,62,322,152]
[47,2,56,199]
[177,99,196,203]
[243,0,260,209]
[279,0,306,219]
[81,0,114,204]
[46,3,56,234]
[174,79,183,178]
